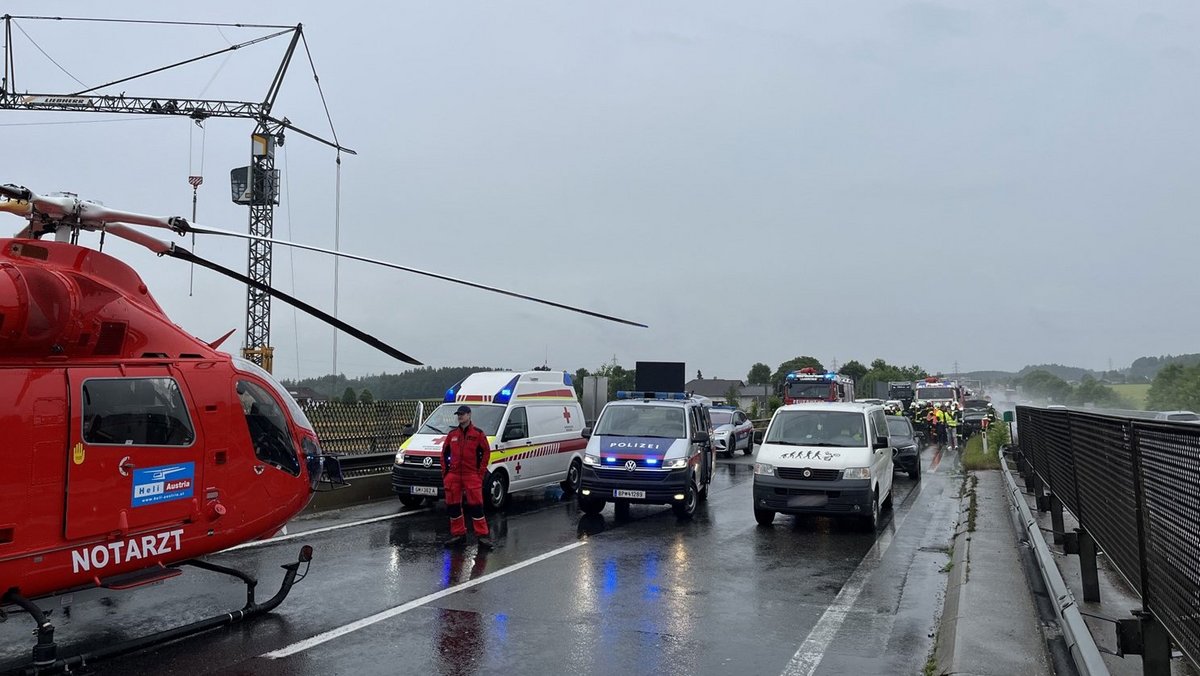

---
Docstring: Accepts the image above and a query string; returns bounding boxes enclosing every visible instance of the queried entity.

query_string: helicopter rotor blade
[168,220,649,329]
[103,225,424,366]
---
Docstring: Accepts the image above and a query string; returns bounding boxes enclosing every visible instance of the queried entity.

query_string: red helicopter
[0,184,644,673]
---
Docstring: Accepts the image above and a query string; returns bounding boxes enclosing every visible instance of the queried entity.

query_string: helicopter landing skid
[3,545,314,675]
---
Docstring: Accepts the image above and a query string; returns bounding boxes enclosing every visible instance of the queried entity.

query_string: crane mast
[0,16,354,371]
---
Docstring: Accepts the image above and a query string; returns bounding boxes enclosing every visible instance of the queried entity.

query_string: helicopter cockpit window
[237,380,302,476]
[82,377,196,447]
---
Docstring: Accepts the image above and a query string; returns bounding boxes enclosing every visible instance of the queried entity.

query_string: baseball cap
[454,405,472,415]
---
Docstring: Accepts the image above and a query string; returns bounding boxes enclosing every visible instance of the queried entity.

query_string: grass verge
[1111,383,1150,410]
[960,424,1010,471]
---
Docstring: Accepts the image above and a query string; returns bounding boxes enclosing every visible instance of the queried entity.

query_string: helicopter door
[65,369,200,540]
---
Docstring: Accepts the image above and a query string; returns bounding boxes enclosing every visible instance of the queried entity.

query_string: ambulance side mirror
[402,425,416,436]
[581,427,592,439]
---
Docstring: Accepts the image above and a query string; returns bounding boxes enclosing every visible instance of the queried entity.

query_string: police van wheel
[560,459,582,495]
[754,507,776,526]
[672,481,698,519]
[398,495,425,509]
[485,471,509,512]
[578,495,606,515]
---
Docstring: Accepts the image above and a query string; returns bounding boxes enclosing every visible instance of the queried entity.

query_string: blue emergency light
[646,458,658,465]
[616,391,688,400]
[493,376,520,404]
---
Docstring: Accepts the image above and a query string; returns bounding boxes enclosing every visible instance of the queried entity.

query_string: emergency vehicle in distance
[393,371,587,511]
[782,368,856,405]
[577,391,715,519]
[887,381,915,405]
[913,378,965,408]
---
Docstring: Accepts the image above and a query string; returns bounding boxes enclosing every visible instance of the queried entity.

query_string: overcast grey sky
[4,1,1198,381]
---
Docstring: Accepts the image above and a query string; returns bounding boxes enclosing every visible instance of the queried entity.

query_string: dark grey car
[886,415,921,480]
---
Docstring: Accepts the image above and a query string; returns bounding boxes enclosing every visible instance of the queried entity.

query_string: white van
[392,371,587,510]
[752,402,894,529]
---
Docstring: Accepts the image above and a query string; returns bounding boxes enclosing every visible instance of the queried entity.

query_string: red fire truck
[782,368,856,405]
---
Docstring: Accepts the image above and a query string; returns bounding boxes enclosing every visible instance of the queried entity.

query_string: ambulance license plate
[614,489,645,499]
[411,486,439,496]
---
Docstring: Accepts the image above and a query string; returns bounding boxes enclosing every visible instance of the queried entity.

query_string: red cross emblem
[563,407,572,423]
[515,462,522,474]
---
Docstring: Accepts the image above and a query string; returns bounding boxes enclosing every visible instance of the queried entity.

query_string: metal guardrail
[1001,450,1108,676]
[301,399,442,457]
[335,452,398,478]
[1015,405,1200,675]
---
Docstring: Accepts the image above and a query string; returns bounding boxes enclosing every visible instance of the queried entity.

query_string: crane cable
[186,118,207,295]
[281,143,302,379]
[298,29,346,389]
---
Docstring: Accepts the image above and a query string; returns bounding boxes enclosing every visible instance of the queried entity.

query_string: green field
[1111,383,1151,410]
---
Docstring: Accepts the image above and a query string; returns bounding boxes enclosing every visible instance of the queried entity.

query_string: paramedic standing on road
[441,405,495,549]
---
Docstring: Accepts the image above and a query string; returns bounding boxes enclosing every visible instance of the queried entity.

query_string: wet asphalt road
[0,445,961,676]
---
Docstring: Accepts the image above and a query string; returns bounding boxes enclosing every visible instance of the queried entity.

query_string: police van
[752,402,894,530]
[577,391,715,519]
[392,371,587,510]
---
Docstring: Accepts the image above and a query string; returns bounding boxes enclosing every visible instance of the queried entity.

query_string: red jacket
[441,423,491,478]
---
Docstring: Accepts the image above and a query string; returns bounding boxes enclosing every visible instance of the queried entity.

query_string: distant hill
[960,370,1019,384]
[957,366,1097,385]
[285,366,508,400]
[1128,354,1200,381]
[1017,364,1098,382]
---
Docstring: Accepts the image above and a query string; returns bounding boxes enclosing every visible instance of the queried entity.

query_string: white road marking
[262,539,587,659]
[221,509,431,553]
[781,478,929,676]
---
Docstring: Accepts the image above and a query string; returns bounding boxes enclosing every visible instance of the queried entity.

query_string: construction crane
[0,15,355,372]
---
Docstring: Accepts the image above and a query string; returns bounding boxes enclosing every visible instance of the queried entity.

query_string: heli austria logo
[131,463,195,507]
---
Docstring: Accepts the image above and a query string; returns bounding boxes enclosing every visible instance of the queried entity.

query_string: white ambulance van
[392,371,587,510]
[752,402,895,530]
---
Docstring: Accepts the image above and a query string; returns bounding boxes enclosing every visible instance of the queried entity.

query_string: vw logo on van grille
[802,469,812,478]
[423,457,434,469]
[625,460,637,472]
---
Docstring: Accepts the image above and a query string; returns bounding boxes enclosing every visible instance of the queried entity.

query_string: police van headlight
[754,462,774,476]
[663,457,688,470]
[583,453,600,466]
[395,450,405,465]
[843,467,872,480]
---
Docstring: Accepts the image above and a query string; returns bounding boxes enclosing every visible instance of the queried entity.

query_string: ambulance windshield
[594,404,687,438]
[419,404,506,436]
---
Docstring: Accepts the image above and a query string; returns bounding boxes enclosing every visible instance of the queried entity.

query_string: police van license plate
[411,486,439,496]
[614,489,645,499]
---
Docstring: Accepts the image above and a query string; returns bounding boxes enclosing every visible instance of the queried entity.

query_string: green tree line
[286,366,503,401]
[1147,363,1200,411]
[1016,370,1126,407]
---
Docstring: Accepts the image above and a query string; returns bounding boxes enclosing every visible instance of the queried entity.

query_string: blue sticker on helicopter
[131,462,195,507]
